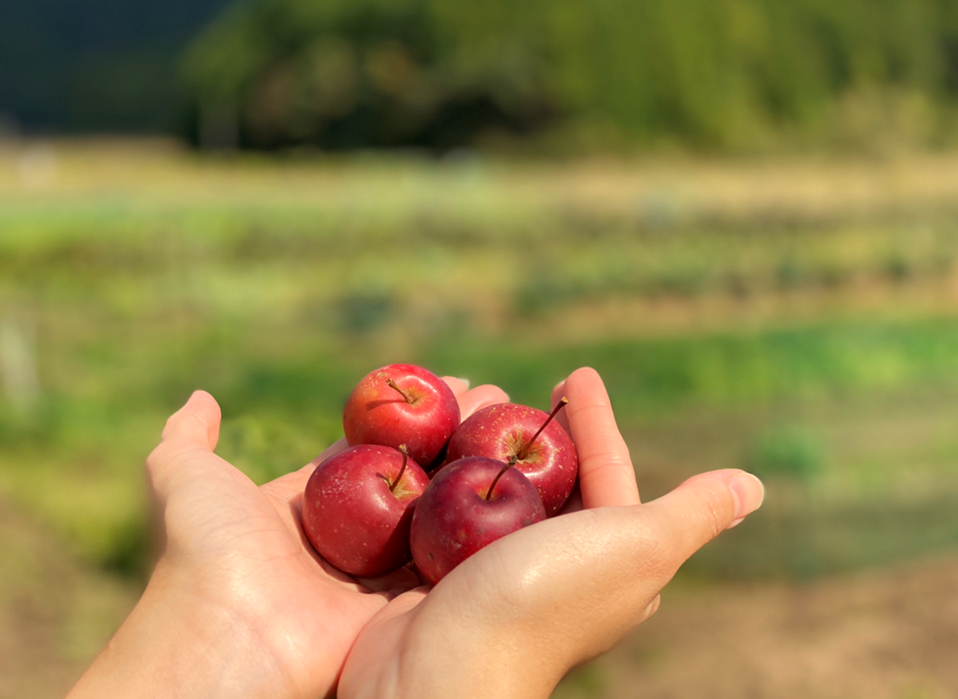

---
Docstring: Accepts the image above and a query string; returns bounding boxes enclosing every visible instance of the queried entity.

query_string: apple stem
[385,378,415,404]
[485,462,513,501]
[513,397,568,463]
[390,445,409,492]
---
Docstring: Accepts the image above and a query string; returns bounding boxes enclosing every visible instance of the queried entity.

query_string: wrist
[68,559,294,699]
[394,593,562,699]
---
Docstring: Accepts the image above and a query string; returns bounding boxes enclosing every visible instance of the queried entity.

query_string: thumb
[526,468,763,672]
[160,390,221,450]
[640,469,765,565]
[147,391,223,498]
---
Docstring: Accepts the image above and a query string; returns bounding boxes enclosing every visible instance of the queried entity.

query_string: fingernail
[183,390,206,409]
[727,472,764,528]
[457,378,471,389]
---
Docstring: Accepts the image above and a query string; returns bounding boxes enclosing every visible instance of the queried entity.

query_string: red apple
[444,400,577,516]
[343,363,460,469]
[410,456,546,584]
[302,444,429,577]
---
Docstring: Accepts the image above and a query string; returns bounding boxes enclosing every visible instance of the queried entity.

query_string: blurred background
[3,0,958,697]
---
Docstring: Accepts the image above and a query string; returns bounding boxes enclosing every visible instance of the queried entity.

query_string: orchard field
[3,140,958,698]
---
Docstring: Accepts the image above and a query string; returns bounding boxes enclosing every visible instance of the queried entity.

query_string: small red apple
[302,444,429,577]
[444,399,577,516]
[343,363,460,469]
[410,456,546,584]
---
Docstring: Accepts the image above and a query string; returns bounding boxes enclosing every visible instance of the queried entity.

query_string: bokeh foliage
[182,0,958,150]
[3,144,958,585]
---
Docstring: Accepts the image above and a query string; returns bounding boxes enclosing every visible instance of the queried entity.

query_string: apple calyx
[389,445,410,493]
[512,397,568,464]
[385,377,416,405]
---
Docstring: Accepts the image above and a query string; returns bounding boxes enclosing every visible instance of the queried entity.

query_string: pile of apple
[301,363,578,584]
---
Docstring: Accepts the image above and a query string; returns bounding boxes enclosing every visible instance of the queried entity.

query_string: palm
[154,448,390,696]
[337,511,626,698]
[150,379,508,698]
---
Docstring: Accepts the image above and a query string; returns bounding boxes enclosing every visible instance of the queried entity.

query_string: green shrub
[746,425,824,484]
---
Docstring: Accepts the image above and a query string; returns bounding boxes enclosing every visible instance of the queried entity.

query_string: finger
[441,376,472,398]
[146,391,225,500]
[159,390,221,451]
[456,384,509,420]
[560,367,639,508]
[640,469,765,562]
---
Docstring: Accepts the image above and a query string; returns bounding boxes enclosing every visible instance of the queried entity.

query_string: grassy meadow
[3,140,958,697]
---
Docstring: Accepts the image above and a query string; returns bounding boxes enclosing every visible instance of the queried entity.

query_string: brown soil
[557,555,958,699]
[0,497,138,699]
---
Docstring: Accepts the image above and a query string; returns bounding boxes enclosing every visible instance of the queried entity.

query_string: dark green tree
[181,0,958,151]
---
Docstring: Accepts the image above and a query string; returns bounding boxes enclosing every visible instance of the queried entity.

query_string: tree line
[181,0,958,152]
[6,0,957,151]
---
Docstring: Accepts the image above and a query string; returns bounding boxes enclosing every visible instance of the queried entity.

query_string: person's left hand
[68,378,509,699]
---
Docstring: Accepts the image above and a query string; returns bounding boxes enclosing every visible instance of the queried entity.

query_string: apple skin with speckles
[444,403,578,516]
[343,363,460,470]
[410,456,546,585]
[302,444,429,577]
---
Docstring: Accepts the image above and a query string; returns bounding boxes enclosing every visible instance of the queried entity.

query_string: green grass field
[3,141,958,697]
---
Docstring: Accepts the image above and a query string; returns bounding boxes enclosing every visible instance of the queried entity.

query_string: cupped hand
[338,367,765,699]
[68,377,510,699]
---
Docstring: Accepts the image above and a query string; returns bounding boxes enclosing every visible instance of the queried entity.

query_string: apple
[343,363,460,469]
[444,399,577,515]
[302,444,429,577]
[410,456,546,584]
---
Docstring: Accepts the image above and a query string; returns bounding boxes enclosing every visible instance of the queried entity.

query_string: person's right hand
[338,367,765,699]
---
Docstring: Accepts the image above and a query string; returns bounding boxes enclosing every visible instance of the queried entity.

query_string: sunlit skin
[67,368,764,699]
[68,376,501,699]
